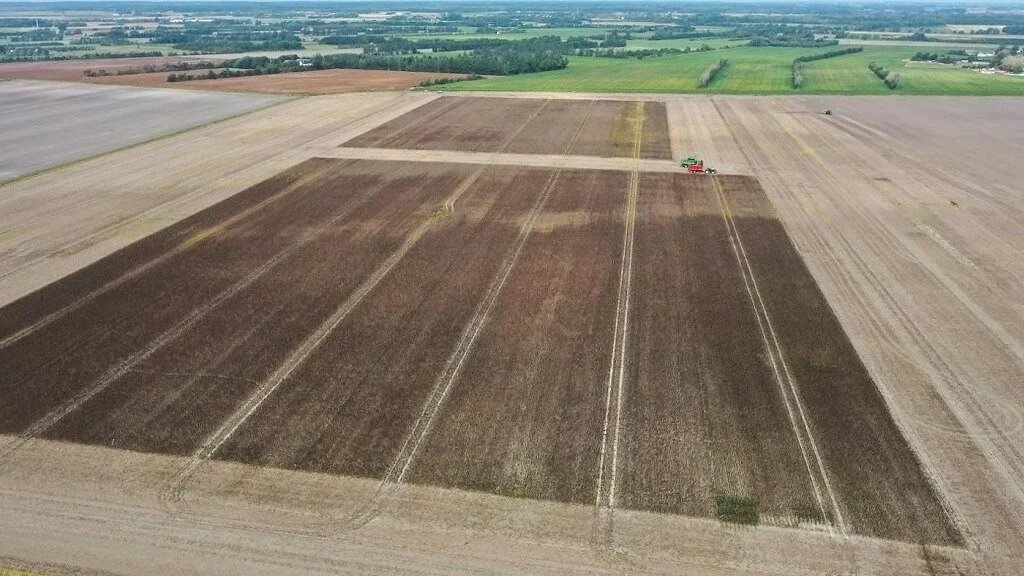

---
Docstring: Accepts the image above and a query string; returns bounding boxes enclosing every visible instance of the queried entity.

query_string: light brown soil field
[0,79,280,182]
[1,437,974,576]
[709,96,1024,573]
[407,168,628,504]
[344,96,673,159]
[81,68,469,94]
[0,91,438,307]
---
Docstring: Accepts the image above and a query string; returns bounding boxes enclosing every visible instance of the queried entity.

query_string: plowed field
[0,156,956,546]
[343,96,673,159]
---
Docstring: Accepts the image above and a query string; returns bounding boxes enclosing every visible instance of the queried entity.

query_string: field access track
[343,96,672,160]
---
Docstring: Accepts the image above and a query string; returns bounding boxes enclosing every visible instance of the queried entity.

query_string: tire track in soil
[596,101,645,513]
[0,165,333,351]
[709,173,845,535]
[337,100,600,531]
[778,107,1024,534]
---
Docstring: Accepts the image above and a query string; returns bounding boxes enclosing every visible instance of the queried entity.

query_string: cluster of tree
[648,27,707,41]
[790,47,863,89]
[170,49,567,82]
[1005,25,1024,35]
[83,60,217,77]
[324,34,613,56]
[749,37,838,48]
[1,49,165,63]
[698,58,728,89]
[418,74,484,87]
[6,27,64,43]
[575,47,683,59]
[910,52,957,64]
[868,62,901,89]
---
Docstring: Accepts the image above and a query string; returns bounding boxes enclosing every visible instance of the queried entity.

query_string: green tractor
[680,156,701,167]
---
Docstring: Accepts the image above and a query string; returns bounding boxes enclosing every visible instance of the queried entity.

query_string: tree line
[698,58,728,89]
[168,50,567,82]
[868,62,901,90]
[791,47,864,89]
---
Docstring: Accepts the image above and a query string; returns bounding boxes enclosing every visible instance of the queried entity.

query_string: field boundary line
[0,162,340,351]
[596,100,644,510]
[342,100,598,530]
[710,174,846,534]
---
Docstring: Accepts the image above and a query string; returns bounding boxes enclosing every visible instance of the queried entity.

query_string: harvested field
[0,91,436,307]
[80,68,470,94]
[344,96,673,159]
[0,79,280,182]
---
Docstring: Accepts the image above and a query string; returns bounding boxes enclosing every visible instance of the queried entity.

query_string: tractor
[686,162,717,175]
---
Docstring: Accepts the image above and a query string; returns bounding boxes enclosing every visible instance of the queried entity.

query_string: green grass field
[439,44,1024,95]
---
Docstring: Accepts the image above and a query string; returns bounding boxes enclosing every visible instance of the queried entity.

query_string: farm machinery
[680,157,717,174]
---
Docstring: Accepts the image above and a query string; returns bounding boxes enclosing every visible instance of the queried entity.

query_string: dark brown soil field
[0,159,473,444]
[215,165,556,477]
[343,97,673,159]
[406,168,628,504]
[619,172,818,521]
[0,156,956,546]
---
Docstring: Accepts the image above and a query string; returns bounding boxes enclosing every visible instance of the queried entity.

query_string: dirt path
[0,436,973,576]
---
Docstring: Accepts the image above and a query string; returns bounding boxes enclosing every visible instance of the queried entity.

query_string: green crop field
[439,43,1024,95]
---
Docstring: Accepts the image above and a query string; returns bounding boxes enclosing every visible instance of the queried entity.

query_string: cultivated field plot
[344,96,672,159]
[0,158,955,545]
[0,79,280,182]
